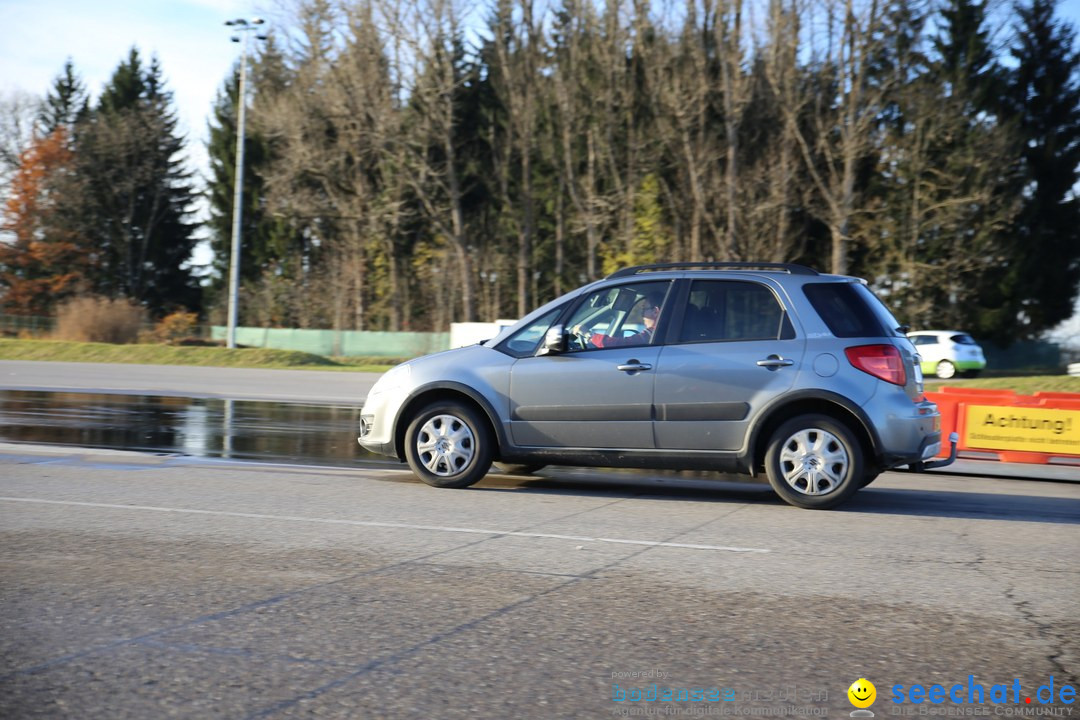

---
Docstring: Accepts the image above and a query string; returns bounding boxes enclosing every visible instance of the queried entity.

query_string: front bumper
[357,404,402,460]
[358,435,399,458]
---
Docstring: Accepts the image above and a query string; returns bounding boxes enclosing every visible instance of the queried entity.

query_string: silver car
[359,263,956,509]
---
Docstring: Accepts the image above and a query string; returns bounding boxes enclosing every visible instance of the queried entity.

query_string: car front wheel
[764,414,864,509]
[404,401,493,488]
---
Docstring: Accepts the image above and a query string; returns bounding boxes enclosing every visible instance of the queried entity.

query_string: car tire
[764,414,864,509]
[494,463,547,475]
[859,470,881,488]
[404,401,493,489]
[961,370,980,379]
[935,360,957,379]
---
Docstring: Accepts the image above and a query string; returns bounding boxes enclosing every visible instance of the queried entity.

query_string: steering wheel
[571,327,592,350]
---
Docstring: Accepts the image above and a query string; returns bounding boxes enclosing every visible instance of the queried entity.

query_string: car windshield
[496,307,562,357]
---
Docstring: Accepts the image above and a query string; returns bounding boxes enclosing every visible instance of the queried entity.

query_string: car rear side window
[803,282,894,338]
[951,334,976,345]
[679,280,789,342]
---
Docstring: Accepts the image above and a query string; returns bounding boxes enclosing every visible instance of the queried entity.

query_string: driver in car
[579,298,661,348]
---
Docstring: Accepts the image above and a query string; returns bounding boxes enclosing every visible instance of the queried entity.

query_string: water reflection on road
[0,390,387,467]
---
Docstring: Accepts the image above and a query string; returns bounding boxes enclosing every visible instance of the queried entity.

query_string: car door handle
[617,362,653,372]
[756,355,794,368]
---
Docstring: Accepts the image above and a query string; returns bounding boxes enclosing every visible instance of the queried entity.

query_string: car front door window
[564,281,671,351]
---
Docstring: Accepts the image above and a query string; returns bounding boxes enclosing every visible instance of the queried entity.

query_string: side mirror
[539,325,567,355]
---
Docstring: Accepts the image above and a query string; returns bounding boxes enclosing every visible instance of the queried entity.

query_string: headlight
[367,363,412,398]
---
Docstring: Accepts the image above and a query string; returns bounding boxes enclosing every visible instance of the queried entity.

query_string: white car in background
[908,330,987,379]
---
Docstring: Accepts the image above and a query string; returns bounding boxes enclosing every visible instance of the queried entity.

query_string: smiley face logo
[848,678,877,709]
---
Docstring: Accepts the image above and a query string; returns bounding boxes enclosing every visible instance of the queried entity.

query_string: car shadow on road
[841,486,1080,524]
[481,473,776,503]
[472,470,1080,525]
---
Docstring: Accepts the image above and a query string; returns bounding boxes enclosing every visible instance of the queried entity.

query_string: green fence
[0,315,56,337]
[210,326,450,358]
[981,340,1061,371]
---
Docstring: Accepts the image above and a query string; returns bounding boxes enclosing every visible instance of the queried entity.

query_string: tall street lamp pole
[224,17,266,349]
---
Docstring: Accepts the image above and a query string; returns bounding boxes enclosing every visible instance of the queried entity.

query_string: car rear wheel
[935,360,957,379]
[764,414,864,509]
[961,369,980,379]
[404,401,493,489]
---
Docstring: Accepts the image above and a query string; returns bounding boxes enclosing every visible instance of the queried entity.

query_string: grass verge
[924,375,1080,394]
[0,339,400,373]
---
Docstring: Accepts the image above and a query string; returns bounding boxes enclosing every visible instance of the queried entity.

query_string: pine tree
[925,0,1017,337]
[865,0,1020,337]
[1002,0,1080,337]
[70,48,201,315]
[38,59,89,136]
[933,0,1002,107]
[206,61,281,290]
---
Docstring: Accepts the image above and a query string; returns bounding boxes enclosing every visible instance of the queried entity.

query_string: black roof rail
[605,262,820,279]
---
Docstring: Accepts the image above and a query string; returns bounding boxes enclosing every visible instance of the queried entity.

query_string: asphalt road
[1,444,1078,719]
[1,360,1078,718]
[0,361,380,404]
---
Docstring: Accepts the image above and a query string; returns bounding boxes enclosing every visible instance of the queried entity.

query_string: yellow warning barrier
[963,405,1080,455]
[925,388,1080,465]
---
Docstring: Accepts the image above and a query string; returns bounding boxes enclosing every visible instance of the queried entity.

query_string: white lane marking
[0,496,770,553]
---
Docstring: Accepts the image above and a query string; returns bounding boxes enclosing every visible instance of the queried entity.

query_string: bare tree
[550,0,605,280]
[489,0,543,316]
[653,0,721,262]
[0,90,40,199]
[382,0,478,322]
[716,0,752,259]
[771,0,888,274]
[744,0,811,262]
[259,0,413,330]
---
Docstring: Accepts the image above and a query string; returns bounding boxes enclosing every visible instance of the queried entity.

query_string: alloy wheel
[415,414,475,477]
[777,427,850,496]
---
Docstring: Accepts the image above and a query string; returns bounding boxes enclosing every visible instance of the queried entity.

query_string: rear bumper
[910,432,959,471]
[874,394,947,469]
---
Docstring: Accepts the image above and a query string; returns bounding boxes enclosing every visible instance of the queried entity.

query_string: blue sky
[1,0,252,184]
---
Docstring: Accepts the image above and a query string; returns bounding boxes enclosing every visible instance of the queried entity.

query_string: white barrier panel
[449,320,518,349]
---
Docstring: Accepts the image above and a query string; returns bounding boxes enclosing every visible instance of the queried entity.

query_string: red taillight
[845,344,906,385]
